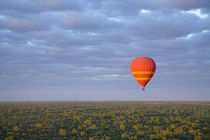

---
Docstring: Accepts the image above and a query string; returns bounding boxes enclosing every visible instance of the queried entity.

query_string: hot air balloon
[130,57,156,91]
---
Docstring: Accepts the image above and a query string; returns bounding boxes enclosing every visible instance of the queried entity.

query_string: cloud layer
[0,0,210,100]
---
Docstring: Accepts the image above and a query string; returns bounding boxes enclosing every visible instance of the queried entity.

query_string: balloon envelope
[130,57,156,89]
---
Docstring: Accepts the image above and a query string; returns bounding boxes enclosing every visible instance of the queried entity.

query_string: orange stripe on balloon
[135,77,151,80]
[132,71,154,74]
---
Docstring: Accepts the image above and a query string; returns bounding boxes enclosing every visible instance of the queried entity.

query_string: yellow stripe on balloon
[135,77,151,80]
[132,71,154,74]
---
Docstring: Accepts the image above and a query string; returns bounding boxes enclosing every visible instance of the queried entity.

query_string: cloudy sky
[0,0,210,101]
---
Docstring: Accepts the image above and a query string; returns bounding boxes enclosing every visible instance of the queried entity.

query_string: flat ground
[0,101,209,139]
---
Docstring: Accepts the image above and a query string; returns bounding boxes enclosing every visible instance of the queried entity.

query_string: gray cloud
[101,0,210,16]
[0,0,85,14]
[0,0,210,101]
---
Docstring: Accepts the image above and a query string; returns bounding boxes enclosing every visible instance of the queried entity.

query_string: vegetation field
[0,101,209,140]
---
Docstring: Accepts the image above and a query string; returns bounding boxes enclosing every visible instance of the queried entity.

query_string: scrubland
[0,101,209,139]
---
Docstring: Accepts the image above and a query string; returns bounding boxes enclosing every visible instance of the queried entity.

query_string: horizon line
[0,100,209,102]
